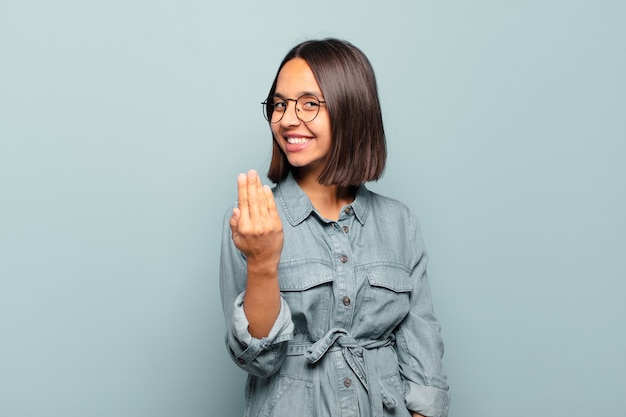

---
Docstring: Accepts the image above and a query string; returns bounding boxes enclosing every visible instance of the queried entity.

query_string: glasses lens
[262,99,273,122]
[263,96,285,123]
[296,95,321,123]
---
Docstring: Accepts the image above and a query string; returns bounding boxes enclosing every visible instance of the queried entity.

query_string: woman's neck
[294,171,356,221]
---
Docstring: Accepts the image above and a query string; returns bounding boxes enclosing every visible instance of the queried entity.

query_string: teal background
[1,1,624,416]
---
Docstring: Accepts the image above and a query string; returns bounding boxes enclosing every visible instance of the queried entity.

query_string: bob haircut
[266,38,386,186]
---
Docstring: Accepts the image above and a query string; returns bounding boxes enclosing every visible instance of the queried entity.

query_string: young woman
[220,38,449,417]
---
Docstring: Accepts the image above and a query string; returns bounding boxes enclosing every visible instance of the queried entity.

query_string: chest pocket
[279,261,334,340]
[360,264,413,336]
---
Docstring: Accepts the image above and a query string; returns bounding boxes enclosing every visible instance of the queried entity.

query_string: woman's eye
[302,100,319,109]
[273,101,287,111]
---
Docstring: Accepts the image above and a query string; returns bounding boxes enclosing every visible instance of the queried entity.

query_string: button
[342,296,351,306]
[343,378,352,388]
[344,207,352,215]
[237,358,246,365]
[340,255,348,263]
[342,225,349,233]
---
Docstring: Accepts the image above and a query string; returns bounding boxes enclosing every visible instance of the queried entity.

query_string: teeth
[287,137,311,144]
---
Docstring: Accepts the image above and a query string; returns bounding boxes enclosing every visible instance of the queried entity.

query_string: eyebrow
[273,90,324,99]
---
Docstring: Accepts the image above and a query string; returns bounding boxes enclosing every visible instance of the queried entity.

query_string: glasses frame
[262,94,327,124]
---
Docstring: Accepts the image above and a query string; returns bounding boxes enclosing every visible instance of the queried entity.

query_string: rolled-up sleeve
[219,207,294,378]
[227,292,294,375]
[396,213,450,417]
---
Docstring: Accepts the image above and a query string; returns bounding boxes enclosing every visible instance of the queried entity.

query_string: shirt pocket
[279,261,334,339]
[360,264,413,335]
[379,372,411,416]
[245,374,314,417]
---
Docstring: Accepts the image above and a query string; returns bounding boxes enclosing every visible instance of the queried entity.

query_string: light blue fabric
[220,173,449,417]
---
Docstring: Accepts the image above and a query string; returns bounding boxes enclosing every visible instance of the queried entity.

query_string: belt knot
[299,328,394,417]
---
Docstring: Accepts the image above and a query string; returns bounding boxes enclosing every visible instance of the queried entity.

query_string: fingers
[263,184,278,216]
[238,170,271,220]
[246,170,264,219]
[231,171,283,257]
[237,173,249,217]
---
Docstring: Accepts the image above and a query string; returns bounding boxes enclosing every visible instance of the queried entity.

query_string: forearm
[243,261,281,338]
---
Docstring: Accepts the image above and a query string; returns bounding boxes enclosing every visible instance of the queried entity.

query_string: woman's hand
[230,170,284,269]
[230,170,283,338]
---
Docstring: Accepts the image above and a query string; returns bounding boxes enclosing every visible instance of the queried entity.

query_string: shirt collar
[275,172,370,226]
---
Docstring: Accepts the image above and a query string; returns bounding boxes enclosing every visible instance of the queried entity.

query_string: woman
[220,38,449,417]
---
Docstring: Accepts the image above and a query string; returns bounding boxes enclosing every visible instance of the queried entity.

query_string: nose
[279,99,301,126]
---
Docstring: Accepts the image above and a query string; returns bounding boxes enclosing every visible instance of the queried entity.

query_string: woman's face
[271,58,332,179]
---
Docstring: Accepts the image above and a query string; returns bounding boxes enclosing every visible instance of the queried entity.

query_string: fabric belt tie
[290,327,395,417]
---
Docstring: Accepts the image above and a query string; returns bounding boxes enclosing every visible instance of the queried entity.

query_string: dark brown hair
[266,38,386,186]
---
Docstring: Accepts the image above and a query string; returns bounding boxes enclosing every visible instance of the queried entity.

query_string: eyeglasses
[262,94,327,124]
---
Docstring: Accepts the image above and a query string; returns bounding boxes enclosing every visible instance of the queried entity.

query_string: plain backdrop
[1,1,625,416]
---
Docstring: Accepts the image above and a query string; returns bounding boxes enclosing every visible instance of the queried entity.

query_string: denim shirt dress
[220,173,450,417]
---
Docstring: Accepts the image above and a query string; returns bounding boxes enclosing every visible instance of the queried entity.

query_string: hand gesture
[229,170,284,270]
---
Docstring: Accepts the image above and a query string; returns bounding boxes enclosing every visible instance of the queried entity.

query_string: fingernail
[238,173,246,181]
[248,169,257,178]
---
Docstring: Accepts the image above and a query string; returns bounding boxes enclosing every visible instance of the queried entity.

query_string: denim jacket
[220,173,449,417]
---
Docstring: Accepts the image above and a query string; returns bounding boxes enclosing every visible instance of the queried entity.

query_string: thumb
[229,207,241,238]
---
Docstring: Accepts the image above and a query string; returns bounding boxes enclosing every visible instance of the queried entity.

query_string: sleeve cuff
[405,382,450,417]
[231,292,294,363]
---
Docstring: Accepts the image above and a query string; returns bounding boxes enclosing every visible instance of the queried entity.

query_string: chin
[286,157,311,168]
